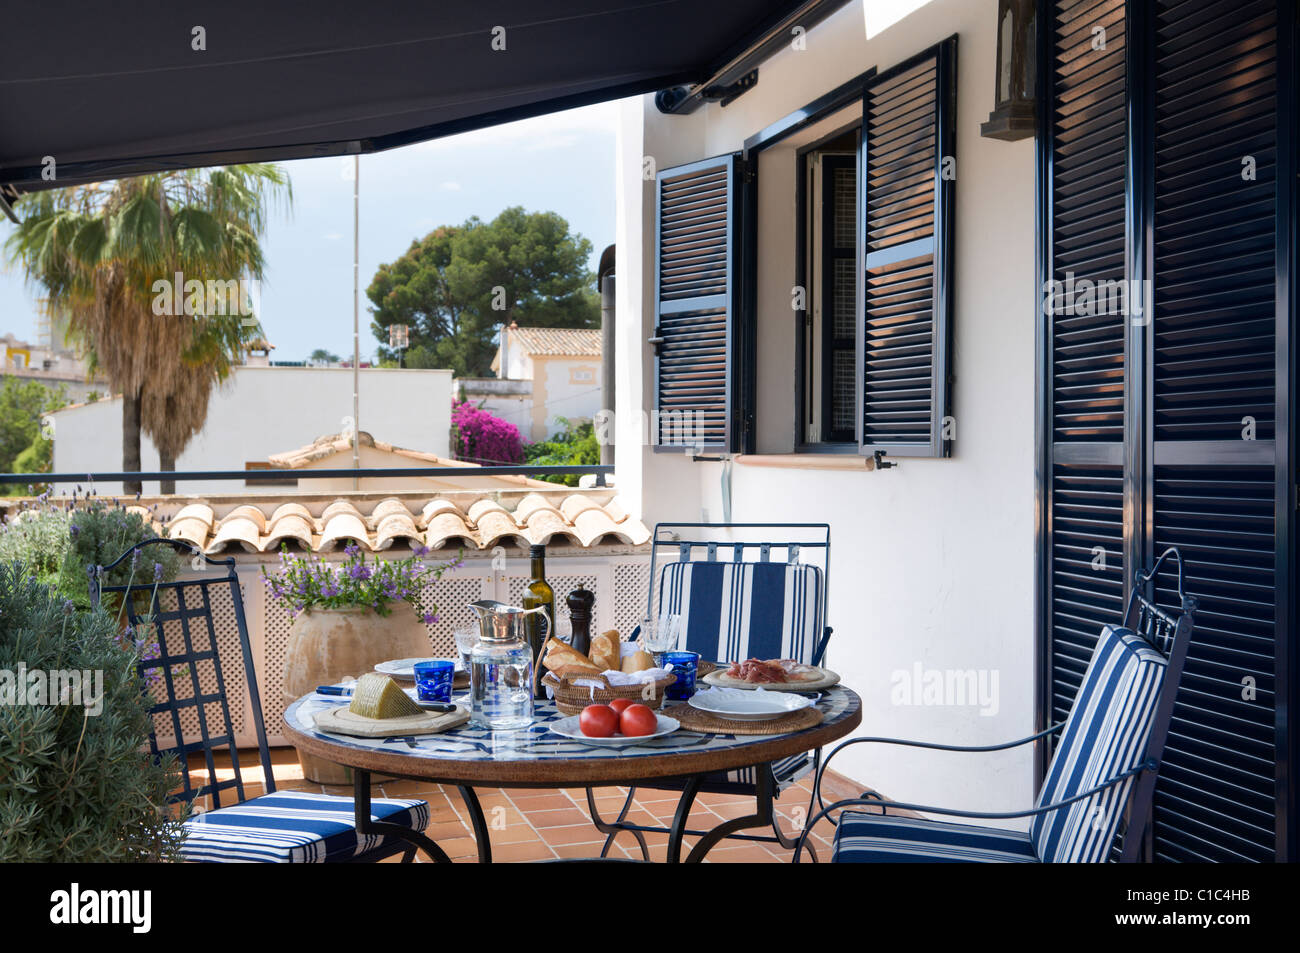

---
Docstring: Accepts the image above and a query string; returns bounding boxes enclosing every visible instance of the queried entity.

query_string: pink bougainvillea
[451,400,525,464]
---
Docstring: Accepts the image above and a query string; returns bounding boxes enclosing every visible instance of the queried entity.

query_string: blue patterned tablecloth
[284,687,859,766]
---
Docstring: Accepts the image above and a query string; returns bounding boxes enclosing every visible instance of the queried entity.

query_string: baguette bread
[589,629,621,671]
[542,637,598,674]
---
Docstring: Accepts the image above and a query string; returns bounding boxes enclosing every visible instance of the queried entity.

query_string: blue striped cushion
[180,791,430,863]
[1031,624,1167,863]
[659,561,824,664]
[659,560,823,787]
[833,812,1039,863]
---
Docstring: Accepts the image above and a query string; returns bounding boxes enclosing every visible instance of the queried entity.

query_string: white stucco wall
[50,366,453,496]
[615,0,1039,818]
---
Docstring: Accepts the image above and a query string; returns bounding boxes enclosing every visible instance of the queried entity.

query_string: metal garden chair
[586,522,833,861]
[91,538,430,863]
[795,547,1196,863]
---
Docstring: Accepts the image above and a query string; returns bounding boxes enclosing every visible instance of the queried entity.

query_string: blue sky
[0,100,620,364]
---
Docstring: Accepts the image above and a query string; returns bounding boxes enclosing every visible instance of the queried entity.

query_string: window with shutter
[1039,0,1295,862]
[858,39,957,458]
[652,154,741,452]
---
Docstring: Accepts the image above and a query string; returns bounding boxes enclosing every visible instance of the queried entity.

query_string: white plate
[549,713,680,747]
[374,657,463,679]
[687,688,815,721]
[702,665,840,693]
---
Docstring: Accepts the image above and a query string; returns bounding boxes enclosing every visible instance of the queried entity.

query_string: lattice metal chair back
[646,522,833,666]
[90,538,272,810]
[90,538,430,863]
[797,546,1197,863]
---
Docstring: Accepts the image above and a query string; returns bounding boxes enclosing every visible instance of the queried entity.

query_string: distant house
[458,323,602,443]
[263,430,554,492]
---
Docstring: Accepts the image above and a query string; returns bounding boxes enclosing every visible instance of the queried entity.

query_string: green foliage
[0,563,187,861]
[0,504,71,584]
[524,417,600,486]
[367,207,600,377]
[0,497,180,608]
[0,378,66,478]
[309,348,340,366]
[60,501,181,610]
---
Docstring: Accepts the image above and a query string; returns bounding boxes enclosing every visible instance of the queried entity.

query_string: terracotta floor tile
[701,844,784,863]
[436,837,482,860]
[506,794,572,812]
[423,820,471,842]
[536,823,608,847]
[551,841,619,860]
[526,807,590,828]
[491,840,556,863]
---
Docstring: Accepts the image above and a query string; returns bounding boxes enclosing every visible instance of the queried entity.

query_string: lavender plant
[262,542,461,621]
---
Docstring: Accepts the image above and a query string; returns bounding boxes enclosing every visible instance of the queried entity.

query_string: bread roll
[590,630,620,671]
[621,650,655,673]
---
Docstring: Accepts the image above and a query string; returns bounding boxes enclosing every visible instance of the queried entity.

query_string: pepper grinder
[566,585,595,657]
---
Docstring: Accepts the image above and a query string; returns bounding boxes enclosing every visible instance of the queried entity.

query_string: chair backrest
[90,538,273,810]
[648,523,830,665]
[1032,548,1196,863]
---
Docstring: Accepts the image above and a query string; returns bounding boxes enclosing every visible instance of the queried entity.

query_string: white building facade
[50,365,454,496]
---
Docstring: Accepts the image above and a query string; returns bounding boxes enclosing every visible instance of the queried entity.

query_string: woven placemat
[664,702,822,736]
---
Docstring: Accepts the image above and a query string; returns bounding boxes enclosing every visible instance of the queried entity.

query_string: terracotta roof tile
[504,327,601,358]
[164,492,646,555]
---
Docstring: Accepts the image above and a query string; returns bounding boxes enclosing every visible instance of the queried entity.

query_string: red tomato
[619,703,658,737]
[579,704,618,737]
[608,698,633,715]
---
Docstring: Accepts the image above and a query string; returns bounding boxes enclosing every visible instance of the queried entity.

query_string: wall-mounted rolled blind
[859,38,956,457]
[652,154,740,452]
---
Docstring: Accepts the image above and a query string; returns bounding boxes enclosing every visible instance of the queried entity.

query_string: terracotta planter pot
[282,604,431,784]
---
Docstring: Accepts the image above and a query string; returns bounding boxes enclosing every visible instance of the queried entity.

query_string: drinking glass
[454,626,478,674]
[413,660,455,703]
[663,650,700,700]
[640,613,680,666]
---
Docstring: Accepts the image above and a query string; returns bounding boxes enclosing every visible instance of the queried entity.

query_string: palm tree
[6,166,291,494]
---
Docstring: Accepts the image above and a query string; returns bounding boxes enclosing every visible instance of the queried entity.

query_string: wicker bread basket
[543,670,676,715]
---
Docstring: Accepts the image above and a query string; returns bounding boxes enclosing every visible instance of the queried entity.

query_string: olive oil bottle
[521,545,554,698]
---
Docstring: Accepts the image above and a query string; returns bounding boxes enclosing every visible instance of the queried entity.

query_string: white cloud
[440,181,462,191]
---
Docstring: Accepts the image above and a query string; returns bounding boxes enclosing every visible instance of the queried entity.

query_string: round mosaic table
[283,686,861,863]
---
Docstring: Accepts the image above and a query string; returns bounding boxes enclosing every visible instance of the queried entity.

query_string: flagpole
[352,154,360,489]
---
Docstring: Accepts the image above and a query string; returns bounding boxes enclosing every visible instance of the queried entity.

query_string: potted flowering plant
[264,543,461,783]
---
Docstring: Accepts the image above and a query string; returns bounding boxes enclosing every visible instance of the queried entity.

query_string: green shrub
[524,416,600,486]
[0,497,180,609]
[0,563,186,861]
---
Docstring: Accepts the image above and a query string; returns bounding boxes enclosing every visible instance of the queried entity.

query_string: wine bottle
[521,544,554,698]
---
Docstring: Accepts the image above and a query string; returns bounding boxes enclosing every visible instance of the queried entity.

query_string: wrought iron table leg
[587,786,649,860]
[354,770,451,863]
[666,776,702,863]
[457,785,493,864]
[679,767,776,863]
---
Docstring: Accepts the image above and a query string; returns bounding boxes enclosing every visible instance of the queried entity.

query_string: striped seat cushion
[1031,624,1167,863]
[659,560,824,665]
[180,791,430,863]
[833,812,1039,863]
[659,560,824,787]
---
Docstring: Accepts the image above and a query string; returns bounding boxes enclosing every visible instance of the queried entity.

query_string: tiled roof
[504,327,601,358]
[270,431,468,470]
[163,492,649,554]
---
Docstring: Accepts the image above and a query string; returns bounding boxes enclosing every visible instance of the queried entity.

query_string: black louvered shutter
[1041,0,1292,862]
[1146,0,1283,862]
[1042,0,1129,724]
[858,38,957,457]
[652,154,740,452]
